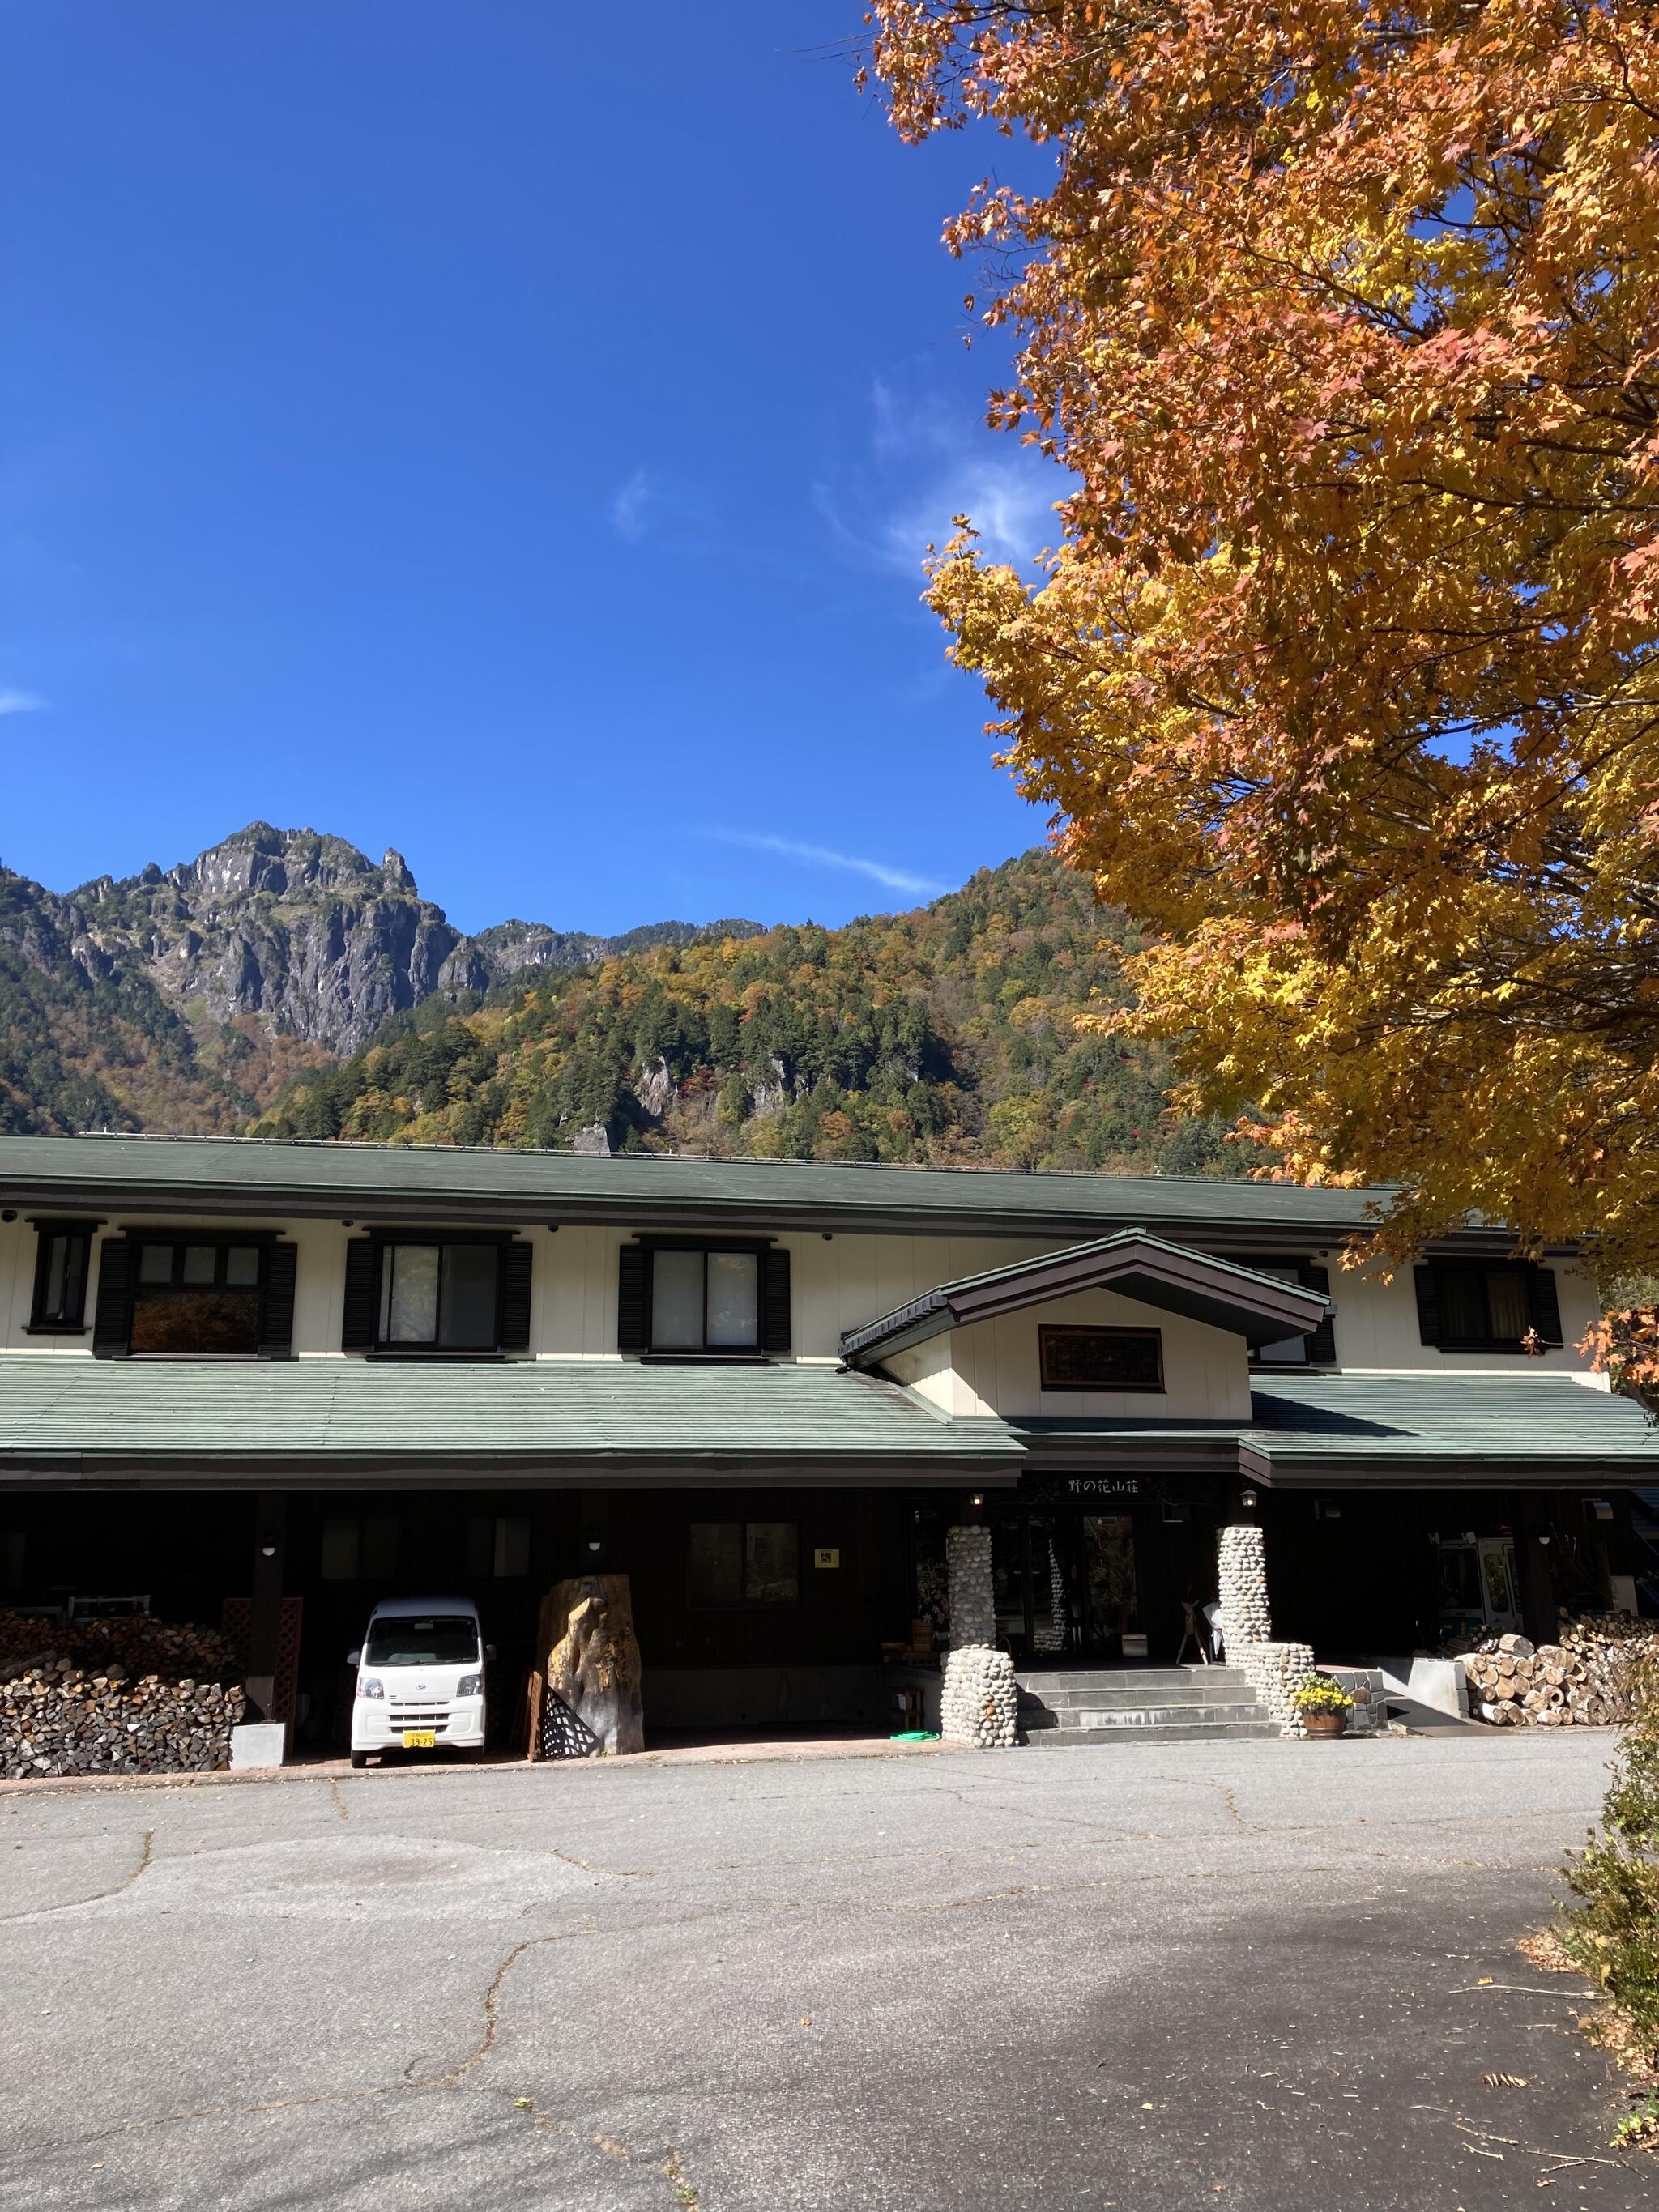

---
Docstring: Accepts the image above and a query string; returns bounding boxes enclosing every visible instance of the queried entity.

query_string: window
[363,1614,480,1667]
[342,1235,531,1357]
[1235,1255,1336,1366]
[1038,1326,1164,1392]
[466,1515,531,1579]
[377,1240,499,1350]
[1414,1260,1562,1353]
[29,1223,94,1332]
[320,1516,400,1581]
[616,1241,789,1357]
[129,1238,267,1355]
[651,1248,758,1350]
[687,1520,799,1607]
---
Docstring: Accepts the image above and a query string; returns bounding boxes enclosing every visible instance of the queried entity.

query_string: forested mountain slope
[256,851,1252,1175]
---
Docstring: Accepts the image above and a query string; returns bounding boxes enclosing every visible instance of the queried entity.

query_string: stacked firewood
[0,1612,245,1779]
[1464,1615,1659,1728]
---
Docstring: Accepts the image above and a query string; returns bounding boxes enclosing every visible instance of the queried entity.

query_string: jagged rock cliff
[62,826,472,1054]
[0,823,762,1132]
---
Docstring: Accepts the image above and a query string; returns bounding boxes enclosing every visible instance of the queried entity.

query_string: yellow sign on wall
[813,1547,840,1570]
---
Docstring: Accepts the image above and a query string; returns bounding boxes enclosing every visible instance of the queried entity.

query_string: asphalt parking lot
[0,1732,1649,2212]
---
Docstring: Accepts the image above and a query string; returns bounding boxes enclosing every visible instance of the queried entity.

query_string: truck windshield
[364,1617,480,1667]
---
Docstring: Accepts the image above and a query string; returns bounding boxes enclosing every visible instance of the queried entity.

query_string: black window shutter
[616,1243,649,1352]
[341,1238,379,1353]
[1300,1264,1336,1366]
[90,1238,134,1358]
[1413,1264,1443,1348]
[499,1241,533,1351]
[761,1246,791,1353]
[258,1242,298,1360]
[1527,1264,1563,1346]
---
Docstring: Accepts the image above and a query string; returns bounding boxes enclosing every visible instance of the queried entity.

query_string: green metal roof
[1010,1375,1657,1488]
[0,1132,1400,1247]
[0,1354,1645,1491]
[0,1356,1019,1485]
[1243,1374,1659,1472]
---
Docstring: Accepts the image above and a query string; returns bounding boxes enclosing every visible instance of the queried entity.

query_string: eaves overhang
[841,1230,1334,1364]
[0,1134,1404,1247]
[0,1354,1025,1494]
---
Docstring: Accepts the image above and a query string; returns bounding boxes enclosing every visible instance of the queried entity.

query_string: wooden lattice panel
[221,1596,304,1724]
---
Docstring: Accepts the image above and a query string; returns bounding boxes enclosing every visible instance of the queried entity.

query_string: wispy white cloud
[818,374,1066,578]
[610,467,651,542]
[0,688,47,717]
[703,828,949,899]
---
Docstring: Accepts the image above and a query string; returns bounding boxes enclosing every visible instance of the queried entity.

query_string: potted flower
[1293,1673,1355,1739]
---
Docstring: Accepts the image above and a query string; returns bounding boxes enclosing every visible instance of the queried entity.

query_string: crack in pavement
[421,1938,537,2085]
[507,2088,701,2209]
[405,1927,598,2089]
[0,1828,154,1924]
[547,1847,655,1878]
[929,1784,1126,1834]
[1222,1788,1260,1832]
[390,1930,701,2205]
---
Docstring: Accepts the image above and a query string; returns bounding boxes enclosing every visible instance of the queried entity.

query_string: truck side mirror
[484,1643,497,1661]
[346,1647,361,1668]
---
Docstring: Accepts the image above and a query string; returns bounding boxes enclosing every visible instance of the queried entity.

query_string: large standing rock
[535,1575,643,1758]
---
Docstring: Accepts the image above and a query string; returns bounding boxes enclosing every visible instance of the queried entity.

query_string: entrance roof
[1009,1374,1659,1489]
[840,1230,1334,1362]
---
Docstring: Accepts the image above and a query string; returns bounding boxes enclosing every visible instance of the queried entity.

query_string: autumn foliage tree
[869,0,1659,1281]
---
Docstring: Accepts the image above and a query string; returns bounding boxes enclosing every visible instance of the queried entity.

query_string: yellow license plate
[402,1730,437,1750]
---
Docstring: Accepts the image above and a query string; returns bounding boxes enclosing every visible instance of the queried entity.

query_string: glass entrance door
[1082,1514,1139,1656]
[987,1502,1142,1663]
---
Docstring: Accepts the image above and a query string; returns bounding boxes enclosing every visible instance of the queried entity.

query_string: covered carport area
[0,1353,1021,1756]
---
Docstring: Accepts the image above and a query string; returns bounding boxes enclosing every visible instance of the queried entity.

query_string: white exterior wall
[1326,1255,1600,1375]
[885,1287,1252,1420]
[0,1205,1600,1392]
[0,1210,341,1357]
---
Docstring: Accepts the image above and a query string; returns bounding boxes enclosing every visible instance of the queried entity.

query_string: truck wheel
[350,1750,368,1770]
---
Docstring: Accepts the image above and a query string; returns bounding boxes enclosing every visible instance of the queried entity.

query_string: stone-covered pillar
[940,1524,1017,1748]
[1216,1520,1314,1737]
[1217,1522,1272,1655]
[945,1524,995,1644]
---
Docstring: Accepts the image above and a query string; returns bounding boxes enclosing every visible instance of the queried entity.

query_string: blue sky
[1,2,1062,935]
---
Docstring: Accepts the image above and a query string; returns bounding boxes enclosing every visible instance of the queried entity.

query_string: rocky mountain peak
[2,824,767,1119]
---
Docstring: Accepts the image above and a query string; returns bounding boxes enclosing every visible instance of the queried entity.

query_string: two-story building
[0,1133,1653,1745]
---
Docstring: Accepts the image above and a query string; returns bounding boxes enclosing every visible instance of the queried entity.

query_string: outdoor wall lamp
[260,1544,277,1558]
[1240,1490,1260,1511]
[970,1494,984,1509]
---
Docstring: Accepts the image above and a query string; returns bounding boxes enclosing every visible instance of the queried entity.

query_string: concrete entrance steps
[1016,1664,1277,1747]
